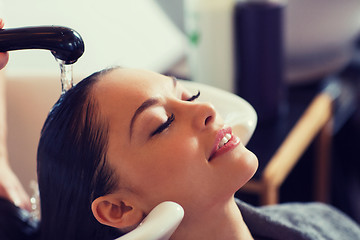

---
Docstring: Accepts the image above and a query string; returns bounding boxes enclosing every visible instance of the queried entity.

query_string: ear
[91,194,144,231]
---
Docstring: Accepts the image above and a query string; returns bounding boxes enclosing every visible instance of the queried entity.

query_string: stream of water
[58,60,73,93]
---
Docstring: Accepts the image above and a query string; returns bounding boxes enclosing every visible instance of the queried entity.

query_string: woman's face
[93,68,258,213]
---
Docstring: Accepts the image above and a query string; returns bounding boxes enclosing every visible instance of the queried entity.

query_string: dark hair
[37,68,123,240]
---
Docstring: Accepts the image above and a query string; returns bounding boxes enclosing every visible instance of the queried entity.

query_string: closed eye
[186,90,200,101]
[151,113,175,136]
[150,90,199,137]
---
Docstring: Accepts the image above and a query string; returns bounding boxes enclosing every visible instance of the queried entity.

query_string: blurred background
[1,0,360,224]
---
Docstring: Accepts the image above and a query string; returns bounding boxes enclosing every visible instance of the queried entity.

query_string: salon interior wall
[1,0,186,195]
[158,0,360,84]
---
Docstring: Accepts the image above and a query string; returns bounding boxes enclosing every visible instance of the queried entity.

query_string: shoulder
[236,199,360,240]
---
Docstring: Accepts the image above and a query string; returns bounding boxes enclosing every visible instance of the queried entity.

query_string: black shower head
[0,26,84,64]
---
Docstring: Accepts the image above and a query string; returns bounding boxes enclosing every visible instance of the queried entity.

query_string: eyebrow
[129,77,177,139]
[129,98,159,139]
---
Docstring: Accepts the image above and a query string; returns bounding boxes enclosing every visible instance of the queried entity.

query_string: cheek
[126,137,206,201]
[144,137,202,182]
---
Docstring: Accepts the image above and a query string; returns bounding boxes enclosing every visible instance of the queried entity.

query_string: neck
[170,197,253,240]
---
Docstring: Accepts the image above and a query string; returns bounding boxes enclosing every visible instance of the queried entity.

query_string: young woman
[37,67,360,240]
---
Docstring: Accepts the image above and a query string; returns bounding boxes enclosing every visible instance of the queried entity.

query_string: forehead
[91,68,173,130]
[94,68,171,104]
[94,68,171,94]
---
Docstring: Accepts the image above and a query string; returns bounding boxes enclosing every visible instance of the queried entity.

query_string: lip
[208,126,241,161]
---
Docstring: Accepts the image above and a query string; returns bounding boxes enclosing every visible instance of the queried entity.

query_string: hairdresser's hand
[0,19,30,211]
[0,18,9,70]
[0,161,32,211]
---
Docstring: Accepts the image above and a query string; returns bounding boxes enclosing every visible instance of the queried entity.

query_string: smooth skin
[90,68,258,240]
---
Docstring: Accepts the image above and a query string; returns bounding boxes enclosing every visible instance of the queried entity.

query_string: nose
[191,102,217,130]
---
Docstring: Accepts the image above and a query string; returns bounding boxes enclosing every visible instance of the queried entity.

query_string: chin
[233,148,259,190]
[244,148,259,180]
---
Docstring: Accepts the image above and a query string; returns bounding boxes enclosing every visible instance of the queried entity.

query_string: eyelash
[151,113,175,136]
[151,91,201,136]
[186,90,200,101]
